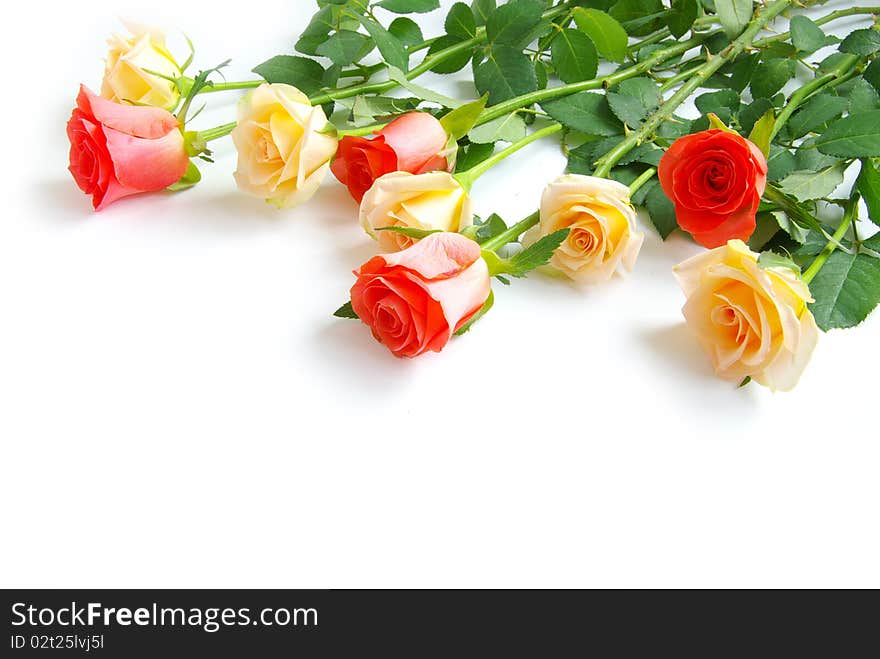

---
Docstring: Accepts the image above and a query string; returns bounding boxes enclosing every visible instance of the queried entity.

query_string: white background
[1,0,877,588]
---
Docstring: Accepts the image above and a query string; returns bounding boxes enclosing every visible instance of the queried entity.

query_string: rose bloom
[674,240,818,391]
[101,24,182,110]
[526,174,643,283]
[359,172,472,252]
[67,85,190,211]
[350,232,491,358]
[331,112,451,203]
[232,83,338,209]
[658,129,767,248]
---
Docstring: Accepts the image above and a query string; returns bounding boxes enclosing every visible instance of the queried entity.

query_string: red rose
[658,129,767,248]
[331,111,451,203]
[350,232,490,358]
[67,85,190,210]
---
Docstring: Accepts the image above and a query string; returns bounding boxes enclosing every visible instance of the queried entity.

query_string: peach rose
[67,85,190,210]
[101,24,182,110]
[350,232,491,358]
[527,174,643,283]
[673,240,818,391]
[359,172,472,252]
[231,83,338,209]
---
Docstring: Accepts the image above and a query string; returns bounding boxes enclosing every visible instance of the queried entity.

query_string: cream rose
[528,174,644,283]
[231,83,338,209]
[359,172,473,252]
[101,24,182,110]
[674,240,819,391]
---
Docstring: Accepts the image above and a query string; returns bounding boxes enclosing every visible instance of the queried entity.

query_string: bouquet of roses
[66,0,880,391]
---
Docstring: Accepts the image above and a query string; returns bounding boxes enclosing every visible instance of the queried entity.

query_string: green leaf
[609,0,664,37]
[766,145,797,181]
[296,6,336,56]
[427,35,472,73]
[168,161,201,192]
[607,77,660,128]
[375,226,441,239]
[665,0,698,39]
[572,8,628,63]
[446,2,477,39]
[694,89,741,123]
[507,229,571,276]
[316,30,372,66]
[472,213,509,243]
[750,58,796,100]
[454,141,495,171]
[748,110,775,158]
[551,28,598,84]
[440,95,488,140]
[471,0,495,26]
[252,56,326,96]
[839,28,880,56]
[468,112,527,144]
[474,45,537,105]
[789,15,827,54]
[357,16,409,72]
[758,250,800,273]
[334,301,359,319]
[644,184,678,239]
[787,93,849,139]
[388,17,424,48]
[814,111,880,158]
[377,0,439,13]
[809,250,880,330]
[542,92,622,136]
[857,159,880,227]
[849,77,880,114]
[715,0,752,39]
[454,290,494,336]
[739,97,773,135]
[486,0,544,46]
[864,59,880,93]
[779,164,846,202]
[387,66,461,107]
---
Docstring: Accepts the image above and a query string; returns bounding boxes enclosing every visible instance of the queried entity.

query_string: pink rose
[331,112,451,203]
[350,232,491,358]
[66,85,190,210]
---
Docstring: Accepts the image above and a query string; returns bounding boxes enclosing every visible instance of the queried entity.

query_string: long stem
[629,168,656,196]
[802,194,859,284]
[455,123,564,189]
[476,32,713,127]
[593,0,794,178]
[771,55,860,140]
[481,212,541,252]
[198,122,237,142]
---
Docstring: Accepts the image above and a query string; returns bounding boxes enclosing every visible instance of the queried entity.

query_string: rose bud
[525,174,643,283]
[101,23,183,110]
[331,112,452,203]
[66,85,190,211]
[232,83,338,209]
[350,232,491,358]
[674,240,818,391]
[359,171,472,252]
[658,129,768,249]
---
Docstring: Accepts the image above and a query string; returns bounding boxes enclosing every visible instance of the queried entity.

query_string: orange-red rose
[67,85,189,210]
[349,232,490,358]
[658,129,767,248]
[331,112,451,203]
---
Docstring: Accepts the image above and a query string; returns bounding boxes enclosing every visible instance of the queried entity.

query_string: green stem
[593,0,794,178]
[629,168,656,196]
[476,32,714,127]
[481,212,541,252]
[199,80,262,93]
[198,122,237,142]
[771,55,860,140]
[802,194,859,284]
[754,5,880,49]
[337,123,384,138]
[763,185,823,232]
[455,123,564,190]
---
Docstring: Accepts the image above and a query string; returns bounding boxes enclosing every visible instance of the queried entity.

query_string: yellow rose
[527,174,643,283]
[231,84,338,209]
[359,172,473,252]
[673,240,819,391]
[101,24,182,110]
